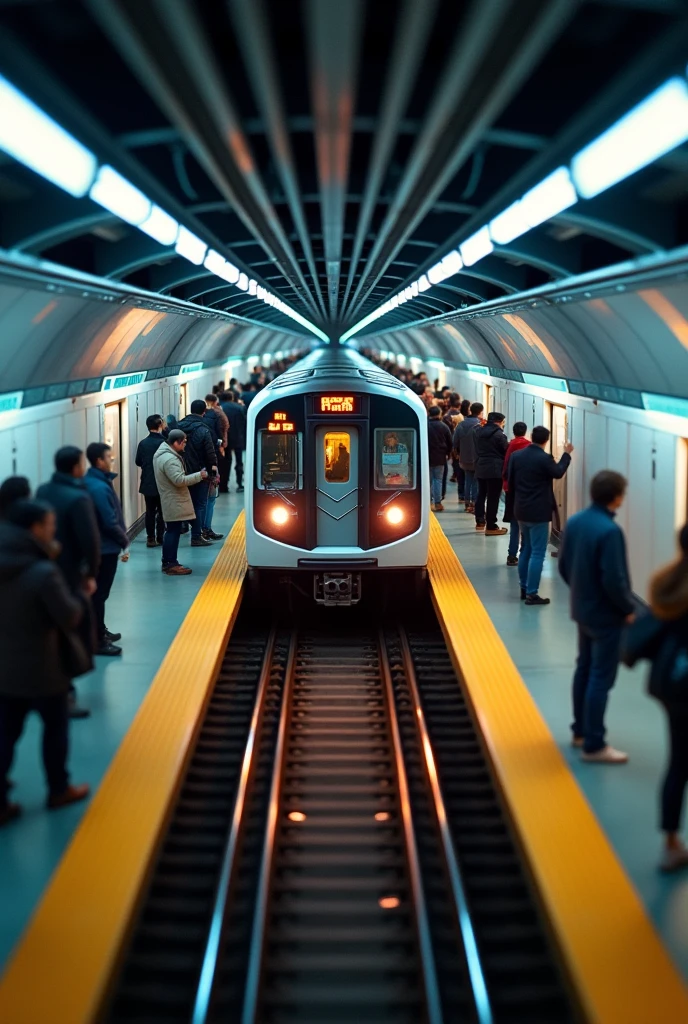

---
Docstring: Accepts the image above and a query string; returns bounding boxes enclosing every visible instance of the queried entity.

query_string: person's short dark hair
[448,392,460,407]
[487,411,505,424]
[146,414,163,432]
[0,476,31,516]
[5,498,52,530]
[205,393,218,404]
[54,445,83,475]
[220,390,234,403]
[470,402,483,417]
[513,421,528,437]
[531,425,550,446]
[190,399,206,415]
[167,429,187,445]
[590,470,627,506]
[86,442,110,467]
[460,399,471,416]
[428,406,441,418]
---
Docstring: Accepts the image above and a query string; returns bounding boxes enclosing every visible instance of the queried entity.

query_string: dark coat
[83,467,129,555]
[220,400,247,450]
[135,433,165,496]
[507,444,571,523]
[558,504,635,629]
[177,414,217,473]
[622,612,688,704]
[35,472,100,590]
[453,417,480,470]
[204,407,221,445]
[0,522,83,697]
[474,422,509,480]
[427,418,453,467]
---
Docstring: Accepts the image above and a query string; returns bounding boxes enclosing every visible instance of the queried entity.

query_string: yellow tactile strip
[0,514,247,1024]
[427,515,688,1021]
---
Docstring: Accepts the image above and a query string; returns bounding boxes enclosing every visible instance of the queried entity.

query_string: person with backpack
[622,525,688,871]
[177,400,218,546]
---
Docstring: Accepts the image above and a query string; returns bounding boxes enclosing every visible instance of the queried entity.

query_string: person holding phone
[154,430,208,576]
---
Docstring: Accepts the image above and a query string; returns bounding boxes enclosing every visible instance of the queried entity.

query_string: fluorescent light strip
[460,226,493,266]
[175,226,207,265]
[519,166,577,229]
[139,205,179,245]
[89,165,151,225]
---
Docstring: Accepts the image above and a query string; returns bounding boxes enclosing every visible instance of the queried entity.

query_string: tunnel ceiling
[1,0,688,341]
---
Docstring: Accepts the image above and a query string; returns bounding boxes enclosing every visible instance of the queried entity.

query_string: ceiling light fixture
[175,225,208,265]
[460,227,493,267]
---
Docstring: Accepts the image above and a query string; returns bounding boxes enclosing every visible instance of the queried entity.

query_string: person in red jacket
[502,422,530,566]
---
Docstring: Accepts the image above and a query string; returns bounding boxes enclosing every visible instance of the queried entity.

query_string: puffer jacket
[83,467,129,554]
[153,442,204,522]
[177,414,217,474]
[0,522,83,697]
[474,422,509,479]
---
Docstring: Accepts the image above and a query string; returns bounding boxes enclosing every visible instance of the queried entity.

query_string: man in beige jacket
[153,430,207,576]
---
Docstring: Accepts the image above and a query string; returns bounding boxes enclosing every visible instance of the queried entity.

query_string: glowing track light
[139,205,178,245]
[572,77,688,199]
[460,227,493,267]
[175,225,207,265]
[519,167,577,229]
[89,165,151,225]
[489,200,529,245]
[0,73,97,197]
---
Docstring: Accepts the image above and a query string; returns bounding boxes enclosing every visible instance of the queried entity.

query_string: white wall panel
[583,412,607,483]
[11,423,40,490]
[63,409,87,450]
[567,406,585,518]
[86,405,101,445]
[606,418,630,536]
[627,423,654,596]
[652,431,679,573]
[37,416,63,484]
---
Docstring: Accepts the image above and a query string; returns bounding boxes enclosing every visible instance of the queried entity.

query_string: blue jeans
[463,469,478,504]
[518,521,550,595]
[572,625,622,753]
[508,520,520,559]
[430,465,444,505]
[204,488,217,530]
[162,520,183,567]
[188,481,209,539]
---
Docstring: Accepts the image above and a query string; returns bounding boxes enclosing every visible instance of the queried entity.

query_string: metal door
[550,404,568,538]
[316,426,359,546]
[104,402,123,501]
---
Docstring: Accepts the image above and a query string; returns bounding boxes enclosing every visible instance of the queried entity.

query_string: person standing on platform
[474,412,509,536]
[0,500,90,826]
[201,395,228,541]
[135,414,166,548]
[36,446,100,719]
[84,443,129,657]
[219,390,247,493]
[508,425,573,604]
[427,406,452,512]
[453,402,482,513]
[177,400,217,546]
[0,476,30,517]
[154,430,208,575]
[559,470,634,764]
[502,422,530,566]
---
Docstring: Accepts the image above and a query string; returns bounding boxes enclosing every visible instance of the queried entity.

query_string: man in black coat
[36,445,101,718]
[474,412,509,534]
[0,501,90,826]
[508,425,573,605]
[427,406,452,512]
[135,414,166,547]
[219,390,247,492]
[177,400,218,546]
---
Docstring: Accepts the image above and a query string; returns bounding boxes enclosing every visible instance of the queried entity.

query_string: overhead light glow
[175,225,207,265]
[440,250,463,276]
[572,77,688,199]
[248,278,257,295]
[89,165,151,225]
[411,281,419,296]
[237,273,249,291]
[489,200,530,245]
[519,166,577,229]
[270,506,290,526]
[417,274,430,292]
[204,249,228,276]
[460,227,493,267]
[0,73,97,197]
[139,205,178,245]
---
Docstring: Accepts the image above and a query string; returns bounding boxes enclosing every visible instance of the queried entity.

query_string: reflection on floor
[0,492,244,972]
[438,498,688,980]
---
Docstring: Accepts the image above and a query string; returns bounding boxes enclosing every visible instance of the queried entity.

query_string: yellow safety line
[0,514,247,1024]
[427,515,688,1022]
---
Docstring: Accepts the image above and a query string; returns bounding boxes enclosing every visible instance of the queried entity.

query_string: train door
[549,403,568,538]
[179,383,189,420]
[315,426,359,547]
[104,401,123,502]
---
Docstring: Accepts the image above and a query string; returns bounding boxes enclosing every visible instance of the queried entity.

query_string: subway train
[245,348,429,605]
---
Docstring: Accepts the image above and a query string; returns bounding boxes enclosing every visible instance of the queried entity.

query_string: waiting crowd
[0,361,290,830]
[370,352,688,872]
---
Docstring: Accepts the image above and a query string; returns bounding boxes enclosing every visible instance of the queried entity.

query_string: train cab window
[374,429,415,489]
[324,432,350,483]
[258,432,302,490]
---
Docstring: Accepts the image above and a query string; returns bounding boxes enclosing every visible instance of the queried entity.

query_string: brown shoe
[146,538,159,548]
[47,783,90,810]
[163,564,193,576]
[475,522,485,531]
[465,504,474,513]
[434,502,444,512]
[485,527,508,536]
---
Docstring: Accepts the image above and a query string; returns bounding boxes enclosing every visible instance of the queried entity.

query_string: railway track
[106,606,575,1024]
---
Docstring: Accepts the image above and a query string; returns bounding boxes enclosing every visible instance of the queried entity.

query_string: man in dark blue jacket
[508,425,573,605]
[135,414,165,547]
[219,390,247,493]
[84,443,129,656]
[559,470,635,764]
[177,401,217,544]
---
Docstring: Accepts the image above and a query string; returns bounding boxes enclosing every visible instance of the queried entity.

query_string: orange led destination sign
[319,395,357,413]
[268,411,295,432]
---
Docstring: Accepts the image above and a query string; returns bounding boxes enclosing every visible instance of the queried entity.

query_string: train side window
[324,431,350,483]
[374,429,415,489]
[258,431,302,490]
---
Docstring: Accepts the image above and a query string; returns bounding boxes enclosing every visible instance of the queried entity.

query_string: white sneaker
[659,843,688,873]
[580,745,628,764]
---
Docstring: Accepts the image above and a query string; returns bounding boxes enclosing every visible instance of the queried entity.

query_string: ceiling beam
[0,193,116,252]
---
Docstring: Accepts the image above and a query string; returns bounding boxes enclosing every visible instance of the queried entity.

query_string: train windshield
[374,428,415,489]
[258,431,302,490]
[324,431,350,483]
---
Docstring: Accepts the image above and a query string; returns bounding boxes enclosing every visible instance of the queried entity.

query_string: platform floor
[0,491,245,971]
[438,499,688,980]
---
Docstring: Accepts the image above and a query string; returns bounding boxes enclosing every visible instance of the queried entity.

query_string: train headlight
[385,506,404,525]
[270,506,290,526]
